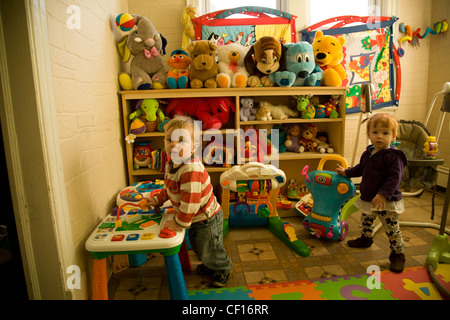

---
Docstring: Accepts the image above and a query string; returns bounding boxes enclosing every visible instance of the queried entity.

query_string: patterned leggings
[360,210,405,254]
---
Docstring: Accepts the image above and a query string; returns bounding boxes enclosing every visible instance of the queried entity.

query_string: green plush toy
[130,99,165,122]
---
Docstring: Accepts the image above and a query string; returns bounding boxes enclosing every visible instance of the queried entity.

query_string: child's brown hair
[366,113,399,138]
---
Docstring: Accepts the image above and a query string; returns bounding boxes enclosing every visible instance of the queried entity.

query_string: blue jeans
[188,209,232,275]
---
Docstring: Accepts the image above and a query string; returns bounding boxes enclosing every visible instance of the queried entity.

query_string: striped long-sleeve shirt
[154,157,220,228]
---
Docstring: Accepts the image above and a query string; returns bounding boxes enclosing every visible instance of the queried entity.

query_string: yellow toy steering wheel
[317,155,349,171]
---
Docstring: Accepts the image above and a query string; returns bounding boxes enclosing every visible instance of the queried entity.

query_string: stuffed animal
[269,124,287,153]
[244,36,286,87]
[240,97,256,121]
[165,97,235,130]
[259,101,298,120]
[296,95,316,119]
[117,14,168,90]
[186,40,219,88]
[130,99,165,123]
[216,43,250,88]
[315,132,334,154]
[312,30,346,87]
[166,49,191,89]
[284,124,303,153]
[299,124,318,152]
[255,104,272,121]
[270,41,323,87]
[324,95,340,118]
[181,6,197,51]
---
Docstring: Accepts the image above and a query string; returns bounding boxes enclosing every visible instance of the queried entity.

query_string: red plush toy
[165,97,236,130]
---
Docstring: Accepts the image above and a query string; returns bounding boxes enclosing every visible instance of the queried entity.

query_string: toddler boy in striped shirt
[140,116,232,287]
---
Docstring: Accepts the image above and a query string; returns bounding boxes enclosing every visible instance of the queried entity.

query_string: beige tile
[304,266,324,279]
[244,271,265,284]
[264,269,288,282]
[323,264,346,276]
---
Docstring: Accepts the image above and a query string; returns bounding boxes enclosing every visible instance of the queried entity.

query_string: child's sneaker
[197,264,214,276]
[212,272,230,288]
[347,235,373,248]
[389,252,405,273]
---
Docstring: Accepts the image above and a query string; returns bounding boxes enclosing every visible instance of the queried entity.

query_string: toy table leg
[92,258,108,300]
[164,253,189,300]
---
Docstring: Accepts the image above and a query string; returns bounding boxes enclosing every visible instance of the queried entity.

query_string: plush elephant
[117,14,168,90]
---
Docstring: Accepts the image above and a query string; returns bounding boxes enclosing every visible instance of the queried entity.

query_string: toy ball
[116,13,135,32]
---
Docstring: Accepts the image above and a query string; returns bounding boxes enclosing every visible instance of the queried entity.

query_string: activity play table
[85,208,188,300]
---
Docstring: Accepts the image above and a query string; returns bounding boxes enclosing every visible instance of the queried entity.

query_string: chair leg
[431,184,437,220]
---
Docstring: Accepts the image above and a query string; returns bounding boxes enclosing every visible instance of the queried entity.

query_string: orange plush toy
[166,49,191,89]
[312,30,346,87]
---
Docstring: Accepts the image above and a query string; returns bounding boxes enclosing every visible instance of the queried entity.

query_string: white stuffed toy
[259,101,298,120]
[217,43,250,88]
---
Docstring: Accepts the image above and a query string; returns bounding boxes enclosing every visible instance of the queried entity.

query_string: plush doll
[315,132,334,154]
[244,36,286,87]
[166,49,191,89]
[284,124,303,153]
[323,95,340,118]
[270,41,323,87]
[296,95,316,119]
[240,97,256,121]
[181,6,197,51]
[255,104,272,121]
[269,124,287,153]
[117,14,168,90]
[312,30,347,87]
[165,97,235,130]
[216,43,250,88]
[299,124,318,152]
[186,40,219,88]
[259,101,298,120]
[130,99,165,122]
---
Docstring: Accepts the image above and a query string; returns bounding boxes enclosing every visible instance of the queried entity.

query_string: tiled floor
[107,189,449,300]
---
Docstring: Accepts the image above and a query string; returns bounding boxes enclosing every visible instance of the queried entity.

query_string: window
[205,0,286,13]
[310,0,372,26]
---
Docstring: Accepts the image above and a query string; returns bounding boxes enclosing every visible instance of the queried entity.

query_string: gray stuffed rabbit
[117,14,168,90]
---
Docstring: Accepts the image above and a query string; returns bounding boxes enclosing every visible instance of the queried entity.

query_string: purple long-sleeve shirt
[345,145,407,202]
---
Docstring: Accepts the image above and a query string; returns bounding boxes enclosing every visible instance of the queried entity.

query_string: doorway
[0,125,27,300]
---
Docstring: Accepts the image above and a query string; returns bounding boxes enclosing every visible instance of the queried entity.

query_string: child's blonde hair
[366,113,399,138]
[164,115,200,146]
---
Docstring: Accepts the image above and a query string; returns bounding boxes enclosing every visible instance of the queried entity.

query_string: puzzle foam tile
[247,279,324,300]
[188,287,254,300]
[381,266,448,300]
[312,273,396,300]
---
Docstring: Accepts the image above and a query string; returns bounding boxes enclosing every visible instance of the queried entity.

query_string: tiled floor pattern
[107,190,449,300]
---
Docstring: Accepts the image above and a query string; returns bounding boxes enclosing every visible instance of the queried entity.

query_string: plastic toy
[115,13,135,32]
[301,155,356,240]
[133,142,152,169]
[220,162,309,257]
[399,21,448,48]
[423,136,438,159]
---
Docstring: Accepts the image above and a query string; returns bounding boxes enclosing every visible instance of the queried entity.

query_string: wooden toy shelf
[120,87,347,185]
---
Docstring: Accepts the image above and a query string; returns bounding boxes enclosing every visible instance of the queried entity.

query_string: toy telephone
[302,155,356,240]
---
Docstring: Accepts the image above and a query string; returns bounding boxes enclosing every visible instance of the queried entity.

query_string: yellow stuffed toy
[181,6,197,51]
[312,30,346,87]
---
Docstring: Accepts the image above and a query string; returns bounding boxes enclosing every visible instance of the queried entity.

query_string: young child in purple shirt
[337,113,407,273]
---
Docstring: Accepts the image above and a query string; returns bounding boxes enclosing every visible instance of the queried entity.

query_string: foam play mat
[188,265,450,300]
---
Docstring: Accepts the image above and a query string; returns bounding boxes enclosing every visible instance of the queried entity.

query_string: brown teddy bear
[186,40,219,88]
